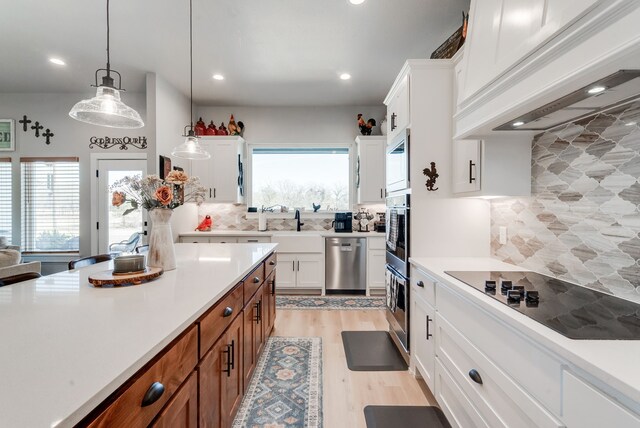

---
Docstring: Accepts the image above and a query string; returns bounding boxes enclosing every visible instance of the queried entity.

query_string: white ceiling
[1,0,469,106]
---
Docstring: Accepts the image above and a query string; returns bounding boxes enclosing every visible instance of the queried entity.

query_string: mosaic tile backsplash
[198,204,385,232]
[491,102,640,303]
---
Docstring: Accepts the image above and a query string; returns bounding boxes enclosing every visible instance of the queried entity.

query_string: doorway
[96,158,147,254]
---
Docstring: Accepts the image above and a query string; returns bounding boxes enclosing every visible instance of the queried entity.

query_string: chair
[108,232,141,254]
[0,272,42,287]
[135,245,149,254]
[68,254,114,270]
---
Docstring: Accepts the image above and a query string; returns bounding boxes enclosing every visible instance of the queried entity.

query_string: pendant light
[172,0,210,160]
[69,0,144,129]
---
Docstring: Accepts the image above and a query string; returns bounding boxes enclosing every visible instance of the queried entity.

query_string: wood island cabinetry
[79,252,278,428]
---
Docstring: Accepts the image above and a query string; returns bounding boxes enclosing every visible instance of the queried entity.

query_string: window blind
[0,158,11,244]
[21,158,80,252]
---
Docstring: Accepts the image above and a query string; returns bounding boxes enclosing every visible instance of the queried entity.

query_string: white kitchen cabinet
[236,237,270,243]
[436,359,490,428]
[366,237,385,294]
[190,136,245,204]
[386,74,410,141]
[562,371,640,428]
[412,294,436,392]
[208,237,238,243]
[356,136,385,204]
[275,253,323,290]
[452,137,531,197]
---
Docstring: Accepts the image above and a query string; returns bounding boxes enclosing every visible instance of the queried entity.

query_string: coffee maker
[333,212,353,233]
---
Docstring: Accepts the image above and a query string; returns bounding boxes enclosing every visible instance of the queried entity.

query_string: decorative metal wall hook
[423,162,439,191]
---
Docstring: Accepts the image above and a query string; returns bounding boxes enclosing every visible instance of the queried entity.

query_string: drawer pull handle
[223,307,233,317]
[230,339,235,370]
[141,382,165,407]
[417,280,425,288]
[223,345,232,376]
[271,279,276,295]
[269,260,276,266]
[426,315,432,340]
[469,369,483,385]
[253,276,260,283]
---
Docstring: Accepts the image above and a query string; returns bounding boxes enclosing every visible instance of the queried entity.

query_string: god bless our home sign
[0,120,15,151]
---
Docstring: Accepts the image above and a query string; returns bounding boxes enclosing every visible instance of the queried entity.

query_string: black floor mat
[364,406,451,428]
[341,331,407,371]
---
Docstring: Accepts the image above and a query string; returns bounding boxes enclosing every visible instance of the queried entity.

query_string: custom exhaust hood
[494,70,640,131]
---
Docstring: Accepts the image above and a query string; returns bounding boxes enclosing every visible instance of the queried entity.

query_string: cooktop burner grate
[445,271,640,340]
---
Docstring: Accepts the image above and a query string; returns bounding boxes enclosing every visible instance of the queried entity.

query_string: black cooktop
[445,271,640,340]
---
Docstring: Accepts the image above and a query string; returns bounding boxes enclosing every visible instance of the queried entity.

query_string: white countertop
[0,243,277,428]
[409,257,640,407]
[180,230,386,238]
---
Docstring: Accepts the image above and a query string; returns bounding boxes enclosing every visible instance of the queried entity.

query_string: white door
[412,294,436,392]
[367,250,386,290]
[190,142,214,201]
[358,140,385,204]
[296,254,323,289]
[211,141,238,202]
[97,159,147,254]
[453,140,481,193]
[276,254,297,289]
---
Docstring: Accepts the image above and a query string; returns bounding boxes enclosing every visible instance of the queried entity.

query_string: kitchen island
[0,243,277,428]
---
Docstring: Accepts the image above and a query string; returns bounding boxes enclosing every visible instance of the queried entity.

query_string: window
[21,158,80,252]
[251,147,350,211]
[0,158,11,243]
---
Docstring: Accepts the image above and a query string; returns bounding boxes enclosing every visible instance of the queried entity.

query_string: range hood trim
[494,70,640,131]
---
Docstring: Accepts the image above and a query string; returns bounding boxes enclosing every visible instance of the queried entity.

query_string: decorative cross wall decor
[19,115,31,132]
[31,121,43,138]
[43,129,54,145]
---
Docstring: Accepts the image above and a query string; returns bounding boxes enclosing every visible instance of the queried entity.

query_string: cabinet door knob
[417,280,425,288]
[269,260,276,266]
[253,276,260,283]
[141,382,165,407]
[223,307,233,317]
[469,369,483,385]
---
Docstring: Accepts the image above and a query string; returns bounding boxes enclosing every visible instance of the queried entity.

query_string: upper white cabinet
[452,137,531,197]
[386,74,410,140]
[191,137,245,204]
[356,136,385,204]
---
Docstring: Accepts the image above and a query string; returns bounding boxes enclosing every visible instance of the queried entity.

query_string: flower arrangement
[111,170,206,215]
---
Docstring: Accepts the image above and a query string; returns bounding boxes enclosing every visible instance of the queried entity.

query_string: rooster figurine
[228,115,240,135]
[357,114,376,135]
[195,215,212,231]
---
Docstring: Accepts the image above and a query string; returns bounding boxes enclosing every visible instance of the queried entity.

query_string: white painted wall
[0,91,148,259]
[195,105,386,145]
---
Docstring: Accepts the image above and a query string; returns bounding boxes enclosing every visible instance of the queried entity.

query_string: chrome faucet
[294,209,304,232]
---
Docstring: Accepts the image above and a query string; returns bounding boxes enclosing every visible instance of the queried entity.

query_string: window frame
[20,157,80,254]
[0,157,12,245]
[246,142,355,217]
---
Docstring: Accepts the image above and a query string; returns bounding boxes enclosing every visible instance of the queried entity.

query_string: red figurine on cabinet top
[194,117,206,136]
[217,122,228,135]
[205,121,217,135]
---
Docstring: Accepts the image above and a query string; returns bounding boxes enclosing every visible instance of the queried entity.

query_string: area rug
[233,337,323,428]
[276,295,385,310]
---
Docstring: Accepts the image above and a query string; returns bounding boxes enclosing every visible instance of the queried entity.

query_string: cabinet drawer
[87,326,198,428]
[264,252,277,279]
[411,266,436,307]
[437,316,562,428]
[209,237,238,243]
[150,371,198,428]
[183,236,210,243]
[199,284,244,359]
[368,237,385,250]
[243,263,266,304]
[562,370,640,428]
[237,236,270,243]
[437,284,562,415]
[435,358,489,428]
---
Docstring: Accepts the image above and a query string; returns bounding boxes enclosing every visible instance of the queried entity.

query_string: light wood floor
[274,309,437,428]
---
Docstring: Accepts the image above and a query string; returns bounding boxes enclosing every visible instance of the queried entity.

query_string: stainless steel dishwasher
[325,237,367,294]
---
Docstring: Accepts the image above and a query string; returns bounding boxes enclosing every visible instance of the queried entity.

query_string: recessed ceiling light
[49,58,65,66]
[349,0,366,4]
[587,86,606,94]
[212,74,224,80]
[340,73,351,80]
[512,121,525,127]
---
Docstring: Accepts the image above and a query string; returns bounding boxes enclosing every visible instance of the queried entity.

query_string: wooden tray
[89,267,164,287]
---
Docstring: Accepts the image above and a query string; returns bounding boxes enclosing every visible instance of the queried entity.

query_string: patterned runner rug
[276,295,386,310]
[233,337,323,428]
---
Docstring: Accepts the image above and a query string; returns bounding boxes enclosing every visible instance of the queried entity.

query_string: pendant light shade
[69,0,144,129]
[69,86,144,129]
[171,0,210,160]
[172,130,211,159]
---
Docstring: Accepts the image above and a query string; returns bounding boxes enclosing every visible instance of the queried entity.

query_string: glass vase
[147,208,176,271]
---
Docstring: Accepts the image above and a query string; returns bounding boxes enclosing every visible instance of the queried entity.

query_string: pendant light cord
[106,0,111,75]
[189,0,194,129]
